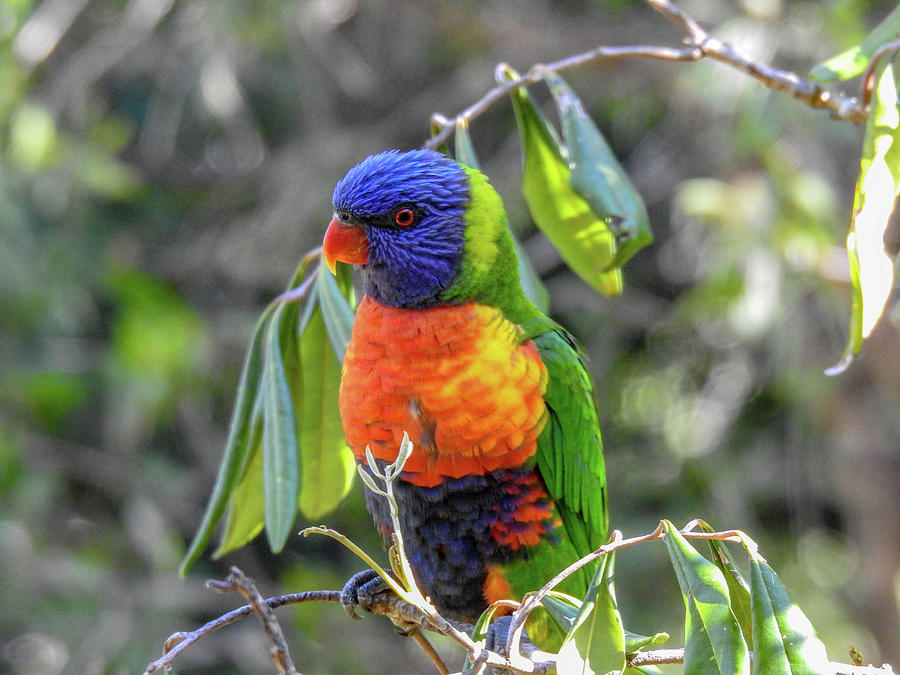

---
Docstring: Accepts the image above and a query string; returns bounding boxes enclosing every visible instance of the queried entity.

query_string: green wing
[531,325,608,557]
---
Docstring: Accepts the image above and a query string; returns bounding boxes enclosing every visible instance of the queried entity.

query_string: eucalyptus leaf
[179,304,273,575]
[748,554,830,675]
[624,630,670,655]
[662,521,749,675]
[827,61,900,375]
[557,552,626,675]
[542,68,652,269]
[317,261,356,363]
[504,65,623,296]
[810,4,900,82]
[462,604,500,671]
[699,523,753,646]
[215,432,264,556]
[261,304,300,552]
[297,293,356,518]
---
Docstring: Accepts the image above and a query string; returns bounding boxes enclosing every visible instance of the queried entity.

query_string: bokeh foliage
[1,1,899,673]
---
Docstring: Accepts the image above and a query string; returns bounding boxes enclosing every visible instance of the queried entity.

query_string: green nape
[442,164,543,326]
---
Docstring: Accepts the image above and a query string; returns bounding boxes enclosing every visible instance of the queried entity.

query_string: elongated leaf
[827,62,900,375]
[504,66,623,296]
[317,261,356,363]
[216,430,264,556]
[748,554,830,675]
[662,521,749,675]
[297,289,356,518]
[810,4,900,82]
[543,69,652,269]
[462,604,501,671]
[624,631,670,655]
[542,591,583,634]
[261,304,300,552]
[179,304,273,575]
[557,552,626,675]
[699,522,753,646]
[454,116,551,313]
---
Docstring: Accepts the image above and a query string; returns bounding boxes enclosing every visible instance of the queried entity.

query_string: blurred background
[1,0,898,672]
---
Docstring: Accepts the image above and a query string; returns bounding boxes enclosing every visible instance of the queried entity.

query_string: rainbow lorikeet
[323,149,607,629]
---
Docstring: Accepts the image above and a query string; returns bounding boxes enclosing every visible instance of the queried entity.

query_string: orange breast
[339,296,549,487]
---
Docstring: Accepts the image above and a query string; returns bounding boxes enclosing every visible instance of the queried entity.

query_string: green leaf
[462,604,500,671]
[557,552,626,675]
[317,261,356,363]
[504,66,623,296]
[453,117,481,169]
[810,5,900,82]
[625,667,663,675]
[542,69,652,269]
[179,304,273,575]
[698,523,753,646]
[662,521,749,675]
[827,62,900,375]
[216,429,264,556]
[542,591,583,634]
[748,553,830,675]
[297,289,356,518]
[624,631,670,655]
[261,303,300,552]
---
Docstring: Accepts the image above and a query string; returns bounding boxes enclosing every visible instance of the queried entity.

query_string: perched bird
[323,149,607,635]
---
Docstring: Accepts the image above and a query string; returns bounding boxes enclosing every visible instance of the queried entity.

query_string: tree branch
[206,567,300,675]
[425,0,866,151]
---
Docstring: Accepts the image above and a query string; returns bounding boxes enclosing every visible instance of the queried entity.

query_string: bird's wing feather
[531,325,608,556]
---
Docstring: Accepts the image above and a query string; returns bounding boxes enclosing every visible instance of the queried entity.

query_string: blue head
[326,149,471,308]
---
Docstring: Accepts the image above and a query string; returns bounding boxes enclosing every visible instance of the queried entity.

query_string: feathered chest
[339,296,549,487]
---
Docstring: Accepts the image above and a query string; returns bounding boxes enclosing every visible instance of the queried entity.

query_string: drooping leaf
[463,604,501,671]
[297,288,356,518]
[662,521,749,675]
[557,552,626,675]
[454,116,551,313]
[542,68,652,269]
[261,303,301,552]
[317,261,356,363]
[504,65,623,296]
[179,304,273,575]
[624,631,670,655]
[810,5,900,82]
[542,591,583,634]
[747,552,830,675]
[827,62,900,375]
[699,522,753,646]
[216,427,264,556]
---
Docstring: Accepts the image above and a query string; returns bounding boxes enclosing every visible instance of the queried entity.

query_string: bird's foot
[339,569,426,633]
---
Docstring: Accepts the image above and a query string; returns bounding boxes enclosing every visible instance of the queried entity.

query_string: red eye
[394,208,416,227]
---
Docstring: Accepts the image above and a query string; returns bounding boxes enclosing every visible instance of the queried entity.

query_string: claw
[340,569,388,619]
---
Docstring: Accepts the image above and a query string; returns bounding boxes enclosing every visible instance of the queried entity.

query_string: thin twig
[144,589,340,674]
[206,567,300,675]
[408,629,451,674]
[425,0,867,151]
[861,37,900,108]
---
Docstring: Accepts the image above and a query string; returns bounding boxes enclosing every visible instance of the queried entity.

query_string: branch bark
[425,0,867,151]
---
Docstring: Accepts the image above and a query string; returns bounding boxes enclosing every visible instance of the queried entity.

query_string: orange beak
[323,217,369,274]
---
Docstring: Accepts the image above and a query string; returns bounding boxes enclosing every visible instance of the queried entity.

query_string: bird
[322,148,608,641]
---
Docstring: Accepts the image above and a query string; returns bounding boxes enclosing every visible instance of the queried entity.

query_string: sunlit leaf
[747,552,830,674]
[454,116,551,313]
[827,62,900,375]
[557,552,626,675]
[317,261,356,363]
[662,520,749,675]
[179,304,273,575]
[261,303,300,552]
[542,591,583,634]
[504,65,623,296]
[462,604,500,671]
[216,429,264,556]
[297,289,356,518]
[810,5,900,82]
[543,69,652,269]
[699,522,753,646]
[624,631,670,655]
